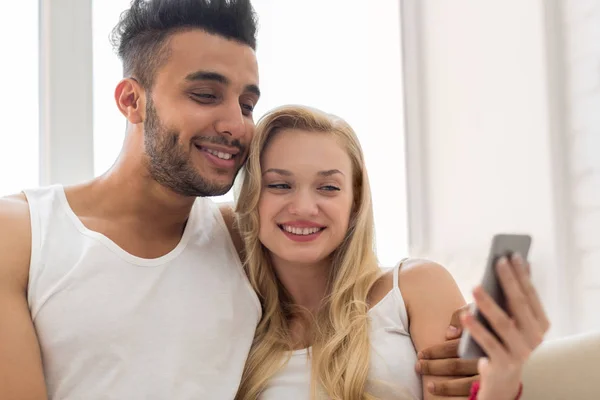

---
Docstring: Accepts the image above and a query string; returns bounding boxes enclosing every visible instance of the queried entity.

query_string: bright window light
[92,1,408,265]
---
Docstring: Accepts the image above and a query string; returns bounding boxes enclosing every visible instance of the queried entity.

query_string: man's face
[143,30,260,197]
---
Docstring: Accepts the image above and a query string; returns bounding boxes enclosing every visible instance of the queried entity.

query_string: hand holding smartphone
[458,233,532,359]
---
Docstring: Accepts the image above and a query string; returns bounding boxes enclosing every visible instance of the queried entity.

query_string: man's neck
[68,142,197,239]
[100,161,194,224]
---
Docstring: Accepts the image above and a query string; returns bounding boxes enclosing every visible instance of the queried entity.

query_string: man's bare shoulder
[0,193,32,289]
[0,192,31,234]
[1,192,28,203]
[0,193,48,399]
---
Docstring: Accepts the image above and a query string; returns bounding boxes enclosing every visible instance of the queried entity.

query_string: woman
[233,105,549,400]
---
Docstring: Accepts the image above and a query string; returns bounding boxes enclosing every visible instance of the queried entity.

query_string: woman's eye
[267,183,291,190]
[320,185,340,191]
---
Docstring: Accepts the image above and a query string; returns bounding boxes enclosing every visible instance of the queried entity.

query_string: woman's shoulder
[369,259,458,310]
[374,258,451,287]
[398,258,453,285]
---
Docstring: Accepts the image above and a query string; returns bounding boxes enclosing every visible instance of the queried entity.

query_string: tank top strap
[392,257,409,291]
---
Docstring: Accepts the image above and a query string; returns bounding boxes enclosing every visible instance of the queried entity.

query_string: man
[0,0,476,398]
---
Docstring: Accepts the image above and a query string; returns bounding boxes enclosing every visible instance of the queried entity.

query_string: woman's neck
[271,256,330,314]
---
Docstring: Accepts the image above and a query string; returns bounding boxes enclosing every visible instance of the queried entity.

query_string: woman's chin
[275,250,330,267]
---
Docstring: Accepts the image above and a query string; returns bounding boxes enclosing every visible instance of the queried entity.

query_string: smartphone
[458,233,532,359]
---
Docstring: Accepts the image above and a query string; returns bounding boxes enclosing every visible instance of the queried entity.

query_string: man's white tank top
[259,261,423,400]
[23,185,261,400]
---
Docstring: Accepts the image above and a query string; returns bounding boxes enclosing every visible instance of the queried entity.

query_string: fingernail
[512,253,523,264]
[417,351,424,359]
[415,361,422,373]
[447,325,459,336]
[428,382,435,393]
[460,312,471,324]
[498,256,508,266]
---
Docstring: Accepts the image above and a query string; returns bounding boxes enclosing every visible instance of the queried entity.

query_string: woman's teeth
[281,225,323,235]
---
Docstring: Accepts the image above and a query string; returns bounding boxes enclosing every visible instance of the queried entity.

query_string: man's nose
[214,100,246,140]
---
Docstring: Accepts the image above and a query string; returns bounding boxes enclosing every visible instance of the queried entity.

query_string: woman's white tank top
[23,185,261,400]
[259,261,422,400]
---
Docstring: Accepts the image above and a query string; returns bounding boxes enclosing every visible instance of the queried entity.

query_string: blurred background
[0,0,598,339]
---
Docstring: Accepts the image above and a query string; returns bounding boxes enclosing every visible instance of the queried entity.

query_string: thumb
[446,304,471,339]
[446,324,461,339]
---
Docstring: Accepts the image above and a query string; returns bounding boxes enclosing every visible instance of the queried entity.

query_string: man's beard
[143,97,245,197]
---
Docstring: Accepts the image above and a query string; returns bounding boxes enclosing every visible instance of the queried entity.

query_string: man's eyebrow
[318,169,344,177]
[245,84,261,98]
[185,70,260,98]
[262,168,292,176]
[185,71,229,84]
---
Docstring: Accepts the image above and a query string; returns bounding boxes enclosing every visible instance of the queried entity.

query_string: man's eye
[241,103,254,113]
[191,93,217,101]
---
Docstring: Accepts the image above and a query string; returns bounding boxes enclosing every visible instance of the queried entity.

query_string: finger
[418,338,459,360]
[510,254,550,333]
[461,312,509,363]
[447,304,470,339]
[477,357,489,375]
[416,357,479,376]
[446,325,462,340]
[473,286,530,360]
[497,257,546,348]
[496,257,539,342]
[427,376,480,397]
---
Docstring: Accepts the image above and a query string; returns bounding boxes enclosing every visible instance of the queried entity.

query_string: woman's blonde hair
[234,105,381,400]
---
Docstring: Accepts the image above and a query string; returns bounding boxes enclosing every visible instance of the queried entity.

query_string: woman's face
[258,129,354,266]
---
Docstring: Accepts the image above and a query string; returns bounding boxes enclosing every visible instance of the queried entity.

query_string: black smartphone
[458,233,532,359]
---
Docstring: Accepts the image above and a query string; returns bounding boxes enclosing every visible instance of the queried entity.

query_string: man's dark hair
[110,0,258,89]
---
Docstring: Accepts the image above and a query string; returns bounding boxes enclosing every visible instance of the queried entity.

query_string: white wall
[563,0,600,334]
[40,0,94,186]
[0,2,39,196]
[403,0,576,338]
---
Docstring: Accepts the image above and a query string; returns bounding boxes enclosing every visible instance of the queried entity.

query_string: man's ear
[114,77,146,124]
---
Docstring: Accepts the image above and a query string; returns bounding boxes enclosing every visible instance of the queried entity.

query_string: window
[0,2,39,196]
[92,0,131,178]
[92,1,408,265]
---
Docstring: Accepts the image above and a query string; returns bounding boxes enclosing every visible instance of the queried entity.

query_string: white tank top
[259,261,423,400]
[23,185,261,400]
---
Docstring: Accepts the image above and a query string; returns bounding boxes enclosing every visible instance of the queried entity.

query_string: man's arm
[0,194,47,400]
[415,305,479,397]
[399,261,470,400]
